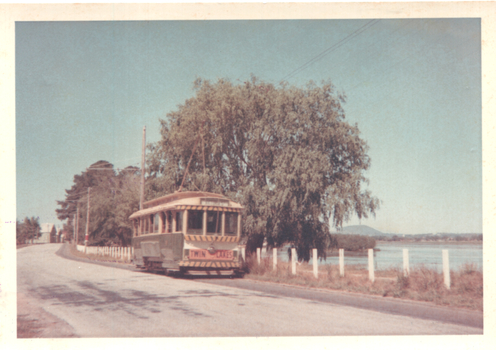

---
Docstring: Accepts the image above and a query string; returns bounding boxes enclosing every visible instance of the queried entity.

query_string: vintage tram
[129,191,244,276]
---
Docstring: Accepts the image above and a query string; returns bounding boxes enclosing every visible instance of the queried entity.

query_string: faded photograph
[11,7,486,345]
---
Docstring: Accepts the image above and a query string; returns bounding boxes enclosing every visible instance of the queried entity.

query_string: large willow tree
[148,77,379,261]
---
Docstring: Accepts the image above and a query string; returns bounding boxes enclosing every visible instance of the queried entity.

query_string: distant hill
[340,225,390,237]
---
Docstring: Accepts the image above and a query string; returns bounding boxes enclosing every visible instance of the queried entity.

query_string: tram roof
[129,191,243,219]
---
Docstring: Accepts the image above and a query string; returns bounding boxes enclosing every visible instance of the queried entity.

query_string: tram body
[129,191,244,275]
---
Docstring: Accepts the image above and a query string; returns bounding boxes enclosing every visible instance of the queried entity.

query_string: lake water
[274,241,483,272]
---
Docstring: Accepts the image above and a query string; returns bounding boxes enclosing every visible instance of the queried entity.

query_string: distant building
[31,223,57,244]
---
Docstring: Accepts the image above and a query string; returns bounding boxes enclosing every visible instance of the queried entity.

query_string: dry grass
[245,257,483,311]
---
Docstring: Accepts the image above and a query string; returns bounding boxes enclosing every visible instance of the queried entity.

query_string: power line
[321,19,417,83]
[280,19,380,83]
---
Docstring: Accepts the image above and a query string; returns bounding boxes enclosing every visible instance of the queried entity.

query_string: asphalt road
[17,244,482,337]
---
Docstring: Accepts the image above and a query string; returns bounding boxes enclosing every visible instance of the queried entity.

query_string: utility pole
[73,214,76,245]
[85,187,90,247]
[140,126,146,210]
[76,204,79,246]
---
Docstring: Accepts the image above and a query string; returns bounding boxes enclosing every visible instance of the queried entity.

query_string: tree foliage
[148,77,379,261]
[16,216,41,244]
[56,161,140,246]
[333,234,376,251]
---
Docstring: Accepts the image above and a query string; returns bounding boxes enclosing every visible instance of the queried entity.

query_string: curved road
[17,244,482,337]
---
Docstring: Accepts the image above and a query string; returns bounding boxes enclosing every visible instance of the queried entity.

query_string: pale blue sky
[16,19,481,234]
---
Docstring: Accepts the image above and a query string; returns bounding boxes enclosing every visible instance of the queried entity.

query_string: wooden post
[443,249,450,289]
[273,248,277,271]
[75,205,78,245]
[73,214,76,245]
[84,187,90,248]
[241,247,246,262]
[291,248,296,275]
[339,249,344,277]
[256,247,261,265]
[403,249,410,276]
[368,249,375,282]
[140,126,146,210]
[312,248,318,278]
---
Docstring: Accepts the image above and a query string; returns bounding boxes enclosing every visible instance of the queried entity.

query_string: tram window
[161,212,166,233]
[225,212,238,236]
[144,217,149,234]
[187,210,203,234]
[153,213,159,233]
[134,219,139,236]
[207,211,221,234]
[175,211,183,232]
[167,211,172,233]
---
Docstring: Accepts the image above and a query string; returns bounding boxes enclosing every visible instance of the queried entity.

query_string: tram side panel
[132,233,184,270]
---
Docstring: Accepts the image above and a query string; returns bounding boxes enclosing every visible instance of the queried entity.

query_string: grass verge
[245,257,482,311]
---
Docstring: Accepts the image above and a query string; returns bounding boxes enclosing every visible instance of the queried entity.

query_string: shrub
[333,234,376,251]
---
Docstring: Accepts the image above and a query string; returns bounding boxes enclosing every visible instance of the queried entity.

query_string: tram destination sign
[201,198,229,207]
[189,249,234,260]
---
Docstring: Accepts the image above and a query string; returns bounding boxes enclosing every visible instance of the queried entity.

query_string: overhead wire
[321,19,417,85]
[280,19,380,83]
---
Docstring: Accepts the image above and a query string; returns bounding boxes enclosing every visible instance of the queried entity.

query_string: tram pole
[85,187,90,248]
[140,126,146,210]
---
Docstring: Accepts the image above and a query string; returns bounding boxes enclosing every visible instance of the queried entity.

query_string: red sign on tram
[189,249,233,261]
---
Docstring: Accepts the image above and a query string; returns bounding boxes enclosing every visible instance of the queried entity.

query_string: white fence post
[403,249,410,276]
[443,249,450,289]
[241,247,246,262]
[273,248,277,270]
[368,249,375,282]
[339,249,344,277]
[256,247,261,265]
[128,247,131,262]
[312,248,318,279]
[291,248,296,275]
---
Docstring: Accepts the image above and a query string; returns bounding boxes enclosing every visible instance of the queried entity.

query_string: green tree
[16,216,41,244]
[57,162,140,246]
[148,77,379,261]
